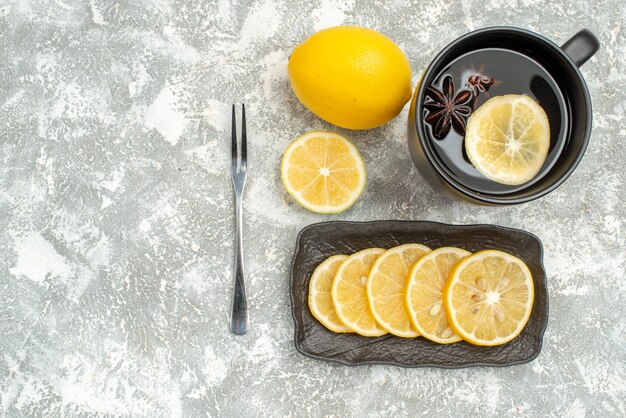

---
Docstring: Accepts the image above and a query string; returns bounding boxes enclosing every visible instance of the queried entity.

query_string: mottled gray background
[0,0,625,416]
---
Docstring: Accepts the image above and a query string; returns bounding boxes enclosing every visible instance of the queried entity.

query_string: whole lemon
[288,26,412,130]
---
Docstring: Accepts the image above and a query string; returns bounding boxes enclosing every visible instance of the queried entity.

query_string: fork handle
[230,195,249,335]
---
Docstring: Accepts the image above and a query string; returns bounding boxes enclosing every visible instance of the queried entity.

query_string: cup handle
[561,29,600,67]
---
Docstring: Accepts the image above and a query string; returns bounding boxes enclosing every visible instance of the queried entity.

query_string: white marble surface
[0,0,625,416]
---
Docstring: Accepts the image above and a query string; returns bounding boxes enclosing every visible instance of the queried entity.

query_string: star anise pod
[466,73,495,95]
[424,75,473,139]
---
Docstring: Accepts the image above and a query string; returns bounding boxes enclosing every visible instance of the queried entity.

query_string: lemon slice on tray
[367,244,432,338]
[406,247,471,344]
[465,94,550,185]
[443,249,534,346]
[331,248,388,337]
[308,255,352,333]
[280,131,366,214]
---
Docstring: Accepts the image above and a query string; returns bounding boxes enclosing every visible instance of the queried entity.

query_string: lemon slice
[405,247,471,344]
[366,244,431,338]
[465,94,550,185]
[280,131,366,214]
[308,255,352,333]
[331,248,388,337]
[443,250,534,346]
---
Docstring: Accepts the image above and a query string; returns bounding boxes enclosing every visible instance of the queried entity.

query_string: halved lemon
[280,131,366,214]
[367,244,431,338]
[308,255,352,333]
[465,94,550,185]
[443,249,534,346]
[331,248,388,337]
[405,247,471,344]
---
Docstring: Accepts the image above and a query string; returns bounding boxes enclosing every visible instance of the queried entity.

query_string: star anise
[424,75,473,139]
[466,73,495,95]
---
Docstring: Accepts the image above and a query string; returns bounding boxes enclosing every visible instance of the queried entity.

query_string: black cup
[408,27,600,204]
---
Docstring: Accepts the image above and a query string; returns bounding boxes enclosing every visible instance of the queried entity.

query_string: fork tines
[231,104,247,175]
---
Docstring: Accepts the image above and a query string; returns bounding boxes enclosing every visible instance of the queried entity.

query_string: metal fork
[229,104,249,335]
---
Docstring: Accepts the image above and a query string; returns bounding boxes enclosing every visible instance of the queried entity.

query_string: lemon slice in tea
[465,94,550,185]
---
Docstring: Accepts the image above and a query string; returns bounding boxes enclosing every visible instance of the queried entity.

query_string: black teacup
[408,27,600,204]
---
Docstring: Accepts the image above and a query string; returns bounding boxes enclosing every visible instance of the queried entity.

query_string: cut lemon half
[443,249,535,346]
[280,131,366,214]
[465,94,550,185]
[406,247,471,344]
[331,248,388,337]
[367,244,431,338]
[308,255,352,333]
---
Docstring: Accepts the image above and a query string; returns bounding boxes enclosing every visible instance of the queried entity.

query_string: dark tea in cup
[408,27,600,204]
[422,48,568,195]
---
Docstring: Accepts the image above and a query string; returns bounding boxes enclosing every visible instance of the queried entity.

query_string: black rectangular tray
[289,220,548,368]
